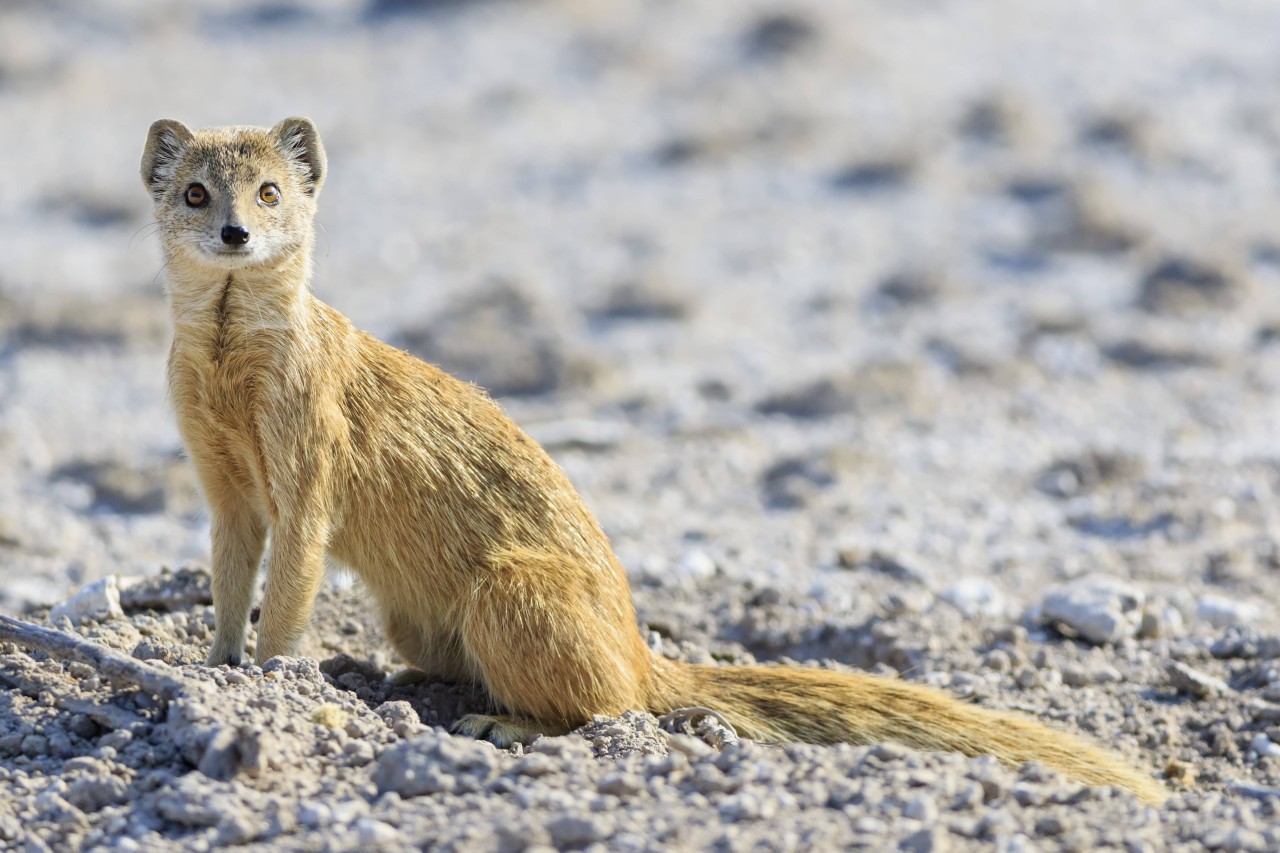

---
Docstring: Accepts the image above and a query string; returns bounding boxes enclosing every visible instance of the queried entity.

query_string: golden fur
[140,118,1168,804]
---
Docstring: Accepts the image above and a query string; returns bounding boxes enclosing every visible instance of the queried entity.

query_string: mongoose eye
[259,184,280,205]
[184,184,208,207]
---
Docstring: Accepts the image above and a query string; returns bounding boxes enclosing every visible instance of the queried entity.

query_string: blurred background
[2,0,1280,642]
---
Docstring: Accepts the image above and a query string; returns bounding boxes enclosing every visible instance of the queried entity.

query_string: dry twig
[0,613,189,701]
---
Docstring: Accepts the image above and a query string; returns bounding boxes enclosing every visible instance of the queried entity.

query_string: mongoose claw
[450,714,543,748]
[658,706,739,741]
[385,667,429,687]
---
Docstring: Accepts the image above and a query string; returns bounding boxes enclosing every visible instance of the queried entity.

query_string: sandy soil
[4,0,1280,849]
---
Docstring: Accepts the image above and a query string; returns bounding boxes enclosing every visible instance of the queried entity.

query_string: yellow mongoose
[140,117,1167,804]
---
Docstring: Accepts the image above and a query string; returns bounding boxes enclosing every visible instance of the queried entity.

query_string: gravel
[5,0,1280,849]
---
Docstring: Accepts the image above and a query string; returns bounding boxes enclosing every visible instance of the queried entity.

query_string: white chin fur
[187,243,268,270]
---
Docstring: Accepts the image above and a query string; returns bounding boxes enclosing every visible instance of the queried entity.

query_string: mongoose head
[140,118,326,272]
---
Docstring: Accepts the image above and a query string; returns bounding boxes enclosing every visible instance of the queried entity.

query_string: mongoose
[140,117,1168,804]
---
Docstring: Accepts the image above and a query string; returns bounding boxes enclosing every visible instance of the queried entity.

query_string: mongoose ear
[141,119,193,196]
[270,116,326,197]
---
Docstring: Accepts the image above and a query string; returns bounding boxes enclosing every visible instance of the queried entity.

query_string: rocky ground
[4,0,1280,849]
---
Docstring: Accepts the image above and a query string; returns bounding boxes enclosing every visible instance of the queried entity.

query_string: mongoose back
[140,117,1168,804]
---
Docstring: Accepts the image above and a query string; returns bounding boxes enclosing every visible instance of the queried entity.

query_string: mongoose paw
[450,714,543,748]
[206,649,243,668]
[385,667,430,687]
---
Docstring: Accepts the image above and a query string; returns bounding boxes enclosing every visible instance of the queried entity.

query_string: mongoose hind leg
[383,609,473,684]
[458,548,653,738]
[451,714,567,747]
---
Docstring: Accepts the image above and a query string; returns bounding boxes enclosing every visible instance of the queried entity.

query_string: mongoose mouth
[193,242,264,270]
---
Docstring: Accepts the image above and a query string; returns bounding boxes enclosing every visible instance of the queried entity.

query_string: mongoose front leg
[254,514,328,664]
[206,503,267,667]
[183,444,267,668]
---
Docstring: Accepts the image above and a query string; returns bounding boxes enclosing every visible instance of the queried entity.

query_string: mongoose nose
[221,225,250,246]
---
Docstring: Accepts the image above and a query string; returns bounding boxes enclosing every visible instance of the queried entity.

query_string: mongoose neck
[164,244,314,333]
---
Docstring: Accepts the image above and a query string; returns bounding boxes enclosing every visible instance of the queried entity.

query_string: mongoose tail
[657,661,1169,805]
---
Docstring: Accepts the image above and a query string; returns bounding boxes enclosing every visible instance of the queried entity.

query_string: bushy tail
[655,661,1167,804]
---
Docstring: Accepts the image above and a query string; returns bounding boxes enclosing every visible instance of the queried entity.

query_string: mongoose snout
[220,225,250,245]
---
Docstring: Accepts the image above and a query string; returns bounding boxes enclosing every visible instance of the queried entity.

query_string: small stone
[855,817,886,835]
[871,742,911,763]
[197,726,264,780]
[355,818,401,845]
[903,794,938,821]
[1061,663,1091,687]
[674,549,717,581]
[1040,574,1144,644]
[951,782,984,811]
[1197,595,1261,629]
[71,713,99,739]
[155,784,222,827]
[1139,601,1184,639]
[64,776,128,812]
[981,649,1012,673]
[1012,783,1046,806]
[374,735,499,797]
[297,801,332,828]
[100,727,130,747]
[1035,816,1066,837]
[899,827,948,852]
[1090,664,1123,683]
[597,773,643,796]
[528,735,593,760]
[664,733,714,761]
[1166,661,1230,699]
[376,701,419,726]
[1016,667,1044,689]
[50,577,124,624]
[941,578,1006,618]
[514,753,557,777]
[966,757,1008,802]
[546,815,608,847]
[343,740,375,764]
[20,734,49,757]
[1251,733,1280,759]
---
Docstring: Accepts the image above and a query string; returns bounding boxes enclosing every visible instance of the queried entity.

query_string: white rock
[1251,733,1280,759]
[297,800,331,829]
[675,549,717,580]
[354,818,401,845]
[1166,661,1230,698]
[941,577,1006,618]
[1196,595,1261,629]
[1040,574,1144,644]
[49,576,123,625]
[1139,600,1185,639]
